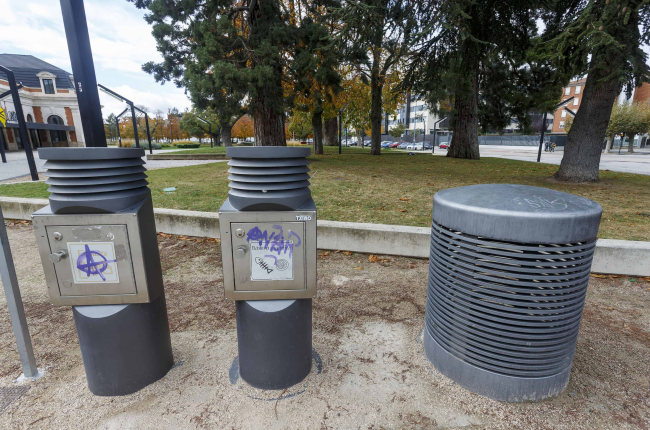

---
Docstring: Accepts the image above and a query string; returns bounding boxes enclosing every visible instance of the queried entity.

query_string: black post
[0,67,38,180]
[432,122,437,154]
[144,113,152,154]
[115,116,122,147]
[0,128,7,163]
[60,0,107,147]
[536,112,547,163]
[209,124,213,148]
[338,111,342,155]
[130,104,139,148]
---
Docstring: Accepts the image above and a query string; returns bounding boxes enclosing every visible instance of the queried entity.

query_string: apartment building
[0,54,85,151]
[551,78,586,134]
[386,94,448,138]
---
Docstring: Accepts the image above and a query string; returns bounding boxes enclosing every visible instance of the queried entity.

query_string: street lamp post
[197,116,213,148]
[432,117,448,154]
[537,96,574,162]
[338,110,343,155]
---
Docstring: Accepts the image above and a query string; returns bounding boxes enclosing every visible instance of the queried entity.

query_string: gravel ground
[0,223,648,429]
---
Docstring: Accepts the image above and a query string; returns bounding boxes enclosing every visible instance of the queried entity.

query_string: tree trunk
[312,110,324,155]
[447,69,480,159]
[253,97,286,146]
[369,59,383,156]
[605,135,614,152]
[323,117,338,146]
[627,133,635,153]
[554,61,619,182]
[221,124,233,147]
[356,129,363,147]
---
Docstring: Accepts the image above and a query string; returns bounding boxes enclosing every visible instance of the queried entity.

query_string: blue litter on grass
[163,187,176,193]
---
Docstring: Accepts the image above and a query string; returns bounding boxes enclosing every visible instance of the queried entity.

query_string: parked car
[364,141,372,147]
[407,143,424,150]
[439,142,449,149]
[389,142,401,148]
[381,141,392,148]
[398,142,409,149]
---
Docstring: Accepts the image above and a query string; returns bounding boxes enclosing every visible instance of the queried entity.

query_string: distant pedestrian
[551,143,556,152]
[544,142,549,152]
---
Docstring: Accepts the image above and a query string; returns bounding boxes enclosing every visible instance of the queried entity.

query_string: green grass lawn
[2,146,649,241]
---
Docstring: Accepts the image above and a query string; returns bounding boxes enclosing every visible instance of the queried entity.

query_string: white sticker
[67,242,120,284]
[250,241,294,281]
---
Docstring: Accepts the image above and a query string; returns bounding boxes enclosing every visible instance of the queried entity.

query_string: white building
[386,94,449,140]
[0,54,85,151]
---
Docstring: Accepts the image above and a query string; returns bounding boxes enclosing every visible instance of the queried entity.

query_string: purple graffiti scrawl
[76,244,117,282]
[246,225,301,257]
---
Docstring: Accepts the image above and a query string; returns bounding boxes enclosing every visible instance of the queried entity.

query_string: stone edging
[1,197,647,277]
[146,154,229,160]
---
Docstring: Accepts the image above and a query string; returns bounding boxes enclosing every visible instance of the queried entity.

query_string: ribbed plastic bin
[226,146,311,211]
[424,184,602,402]
[39,147,149,214]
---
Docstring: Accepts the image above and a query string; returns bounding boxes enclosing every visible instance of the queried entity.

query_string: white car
[406,143,424,150]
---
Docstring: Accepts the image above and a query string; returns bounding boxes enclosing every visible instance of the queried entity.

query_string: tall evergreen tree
[404,1,552,159]
[128,0,302,146]
[540,0,650,182]
[290,2,342,154]
[339,0,415,155]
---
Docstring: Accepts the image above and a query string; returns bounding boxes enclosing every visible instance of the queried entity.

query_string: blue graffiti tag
[76,244,116,282]
[246,225,301,257]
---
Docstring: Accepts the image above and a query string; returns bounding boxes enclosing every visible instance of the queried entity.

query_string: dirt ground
[0,223,648,429]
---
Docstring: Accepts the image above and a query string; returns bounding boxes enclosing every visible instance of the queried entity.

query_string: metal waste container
[32,147,173,395]
[219,146,316,389]
[424,184,602,402]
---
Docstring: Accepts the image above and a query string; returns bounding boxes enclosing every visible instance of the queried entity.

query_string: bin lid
[432,184,602,244]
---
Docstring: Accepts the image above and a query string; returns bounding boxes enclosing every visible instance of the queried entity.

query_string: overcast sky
[0,1,647,120]
[0,0,191,119]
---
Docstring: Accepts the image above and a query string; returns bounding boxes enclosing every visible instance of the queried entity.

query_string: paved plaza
[432,145,650,175]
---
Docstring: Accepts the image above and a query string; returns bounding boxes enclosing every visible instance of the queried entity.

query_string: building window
[43,79,55,94]
[575,85,581,94]
[48,115,68,144]
[565,87,571,95]
[573,98,579,106]
[561,110,567,118]
[559,121,565,129]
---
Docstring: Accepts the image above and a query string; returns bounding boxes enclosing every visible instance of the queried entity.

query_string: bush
[175,143,201,148]
[141,143,163,150]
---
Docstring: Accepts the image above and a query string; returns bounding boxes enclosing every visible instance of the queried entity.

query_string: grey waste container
[424,184,602,402]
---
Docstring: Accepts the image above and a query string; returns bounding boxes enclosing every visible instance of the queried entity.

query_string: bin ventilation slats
[226,147,312,210]
[424,184,602,401]
[38,147,151,214]
[427,220,594,378]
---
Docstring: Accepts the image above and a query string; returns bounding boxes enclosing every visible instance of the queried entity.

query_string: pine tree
[128,0,304,146]
[338,0,415,155]
[541,0,650,181]
[404,1,550,159]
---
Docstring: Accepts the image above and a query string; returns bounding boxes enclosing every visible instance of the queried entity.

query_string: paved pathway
[426,145,650,175]
[0,149,226,183]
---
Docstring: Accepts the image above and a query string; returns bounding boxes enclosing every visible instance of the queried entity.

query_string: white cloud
[0,0,191,118]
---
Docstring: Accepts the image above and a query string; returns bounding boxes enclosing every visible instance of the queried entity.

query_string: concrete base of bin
[236,299,312,390]
[423,327,572,402]
[73,294,173,396]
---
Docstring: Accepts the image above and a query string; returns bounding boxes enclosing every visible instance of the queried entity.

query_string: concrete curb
[1,197,647,277]
[146,154,229,160]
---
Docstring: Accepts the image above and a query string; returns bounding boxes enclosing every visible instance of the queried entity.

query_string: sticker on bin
[67,242,120,284]
[250,241,294,281]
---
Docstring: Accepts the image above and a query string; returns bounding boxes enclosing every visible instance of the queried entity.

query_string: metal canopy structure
[0,65,39,180]
[536,96,574,162]
[99,84,154,154]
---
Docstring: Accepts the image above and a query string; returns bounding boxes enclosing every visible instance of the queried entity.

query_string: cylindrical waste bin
[33,147,173,396]
[219,147,317,390]
[424,184,602,402]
